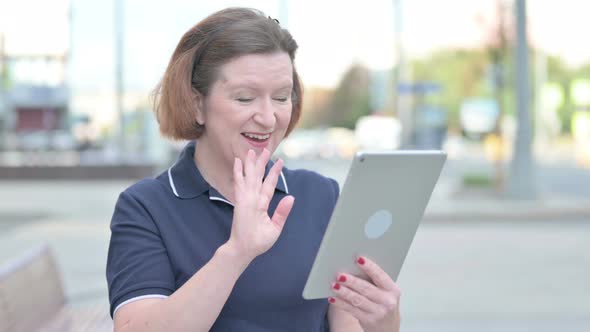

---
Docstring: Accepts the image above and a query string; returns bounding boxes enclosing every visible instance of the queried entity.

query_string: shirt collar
[167,141,289,200]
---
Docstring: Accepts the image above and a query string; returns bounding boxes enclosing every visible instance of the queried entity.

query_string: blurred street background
[1,0,589,331]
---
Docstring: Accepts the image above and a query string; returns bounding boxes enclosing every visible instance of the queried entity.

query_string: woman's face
[196,52,293,165]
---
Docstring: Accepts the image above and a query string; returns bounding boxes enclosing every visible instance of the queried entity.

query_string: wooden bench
[0,244,113,332]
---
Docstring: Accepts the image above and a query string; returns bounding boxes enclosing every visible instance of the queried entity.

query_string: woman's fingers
[356,256,399,294]
[330,260,402,331]
[229,150,293,259]
[270,195,294,229]
[325,261,401,331]
[255,148,271,179]
[233,157,244,188]
[335,273,386,305]
[327,297,370,323]
[233,150,289,221]
[259,158,283,209]
[243,149,257,184]
[331,281,382,314]
[242,148,272,189]
[235,149,291,226]
[233,157,246,204]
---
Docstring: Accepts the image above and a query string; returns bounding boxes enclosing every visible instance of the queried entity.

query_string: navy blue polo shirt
[106,141,340,331]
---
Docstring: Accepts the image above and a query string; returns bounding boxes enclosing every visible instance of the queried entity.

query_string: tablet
[302,150,446,299]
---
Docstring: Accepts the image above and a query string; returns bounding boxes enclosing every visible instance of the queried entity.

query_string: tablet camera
[364,209,393,239]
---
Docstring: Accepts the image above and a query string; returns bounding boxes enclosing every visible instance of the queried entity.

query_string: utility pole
[66,1,73,140]
[392,0,412,148]
[508,0,536,199]
[114,0,125,160]
[0,33,4,88]
[0,33,5,150]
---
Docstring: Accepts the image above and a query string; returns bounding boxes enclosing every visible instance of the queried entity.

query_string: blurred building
[3,84,70,150]
[0,43,70,151]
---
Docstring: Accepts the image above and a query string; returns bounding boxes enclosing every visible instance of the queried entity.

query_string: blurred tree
[411,49,489,130]
[565,61,590,133]
[547,55,573,134]
[575,63,590,78]
[315,63,371,129]
[407,50,577,134]
[299,47,585,136]
[299,87,334,128]
[479,0,512,192]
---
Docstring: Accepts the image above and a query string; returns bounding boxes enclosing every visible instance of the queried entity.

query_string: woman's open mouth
[242,132,271,148]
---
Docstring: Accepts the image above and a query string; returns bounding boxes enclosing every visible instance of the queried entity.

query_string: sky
[2,0,590,88]
[1,0,590,123]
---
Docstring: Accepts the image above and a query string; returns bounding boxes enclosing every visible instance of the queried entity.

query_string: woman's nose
[253,99,277,128]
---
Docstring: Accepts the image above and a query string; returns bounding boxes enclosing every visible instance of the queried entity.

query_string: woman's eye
[274,97,289,102]
[236,98,253,103]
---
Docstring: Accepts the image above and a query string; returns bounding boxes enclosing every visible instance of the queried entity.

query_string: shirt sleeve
[329,178,340,206]
[106,190,175,318]
[323,178,340,231]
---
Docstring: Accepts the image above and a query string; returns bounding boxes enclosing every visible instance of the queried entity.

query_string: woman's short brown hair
[153,7,303,140]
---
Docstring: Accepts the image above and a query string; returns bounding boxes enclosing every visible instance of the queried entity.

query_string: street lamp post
[508,0,536,199]
[114,0,125,161]
[392,0,413,149]
[0,33,6,149]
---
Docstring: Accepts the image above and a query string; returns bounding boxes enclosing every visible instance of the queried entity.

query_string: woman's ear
[193,90,205,126]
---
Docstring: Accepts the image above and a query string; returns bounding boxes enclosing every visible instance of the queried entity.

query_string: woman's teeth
[243,133,270,140]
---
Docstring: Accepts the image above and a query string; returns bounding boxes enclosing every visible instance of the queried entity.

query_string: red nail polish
[332,282,341,290]
[329,297,336,303]
[357,257,366,265]
[338,275,347,283]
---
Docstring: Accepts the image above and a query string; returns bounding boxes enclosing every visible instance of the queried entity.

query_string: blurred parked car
[355,115,401,150]
[277,127,359,160]
[276,129,324,160]
[318,127,358,159]
[459,98,500,140]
